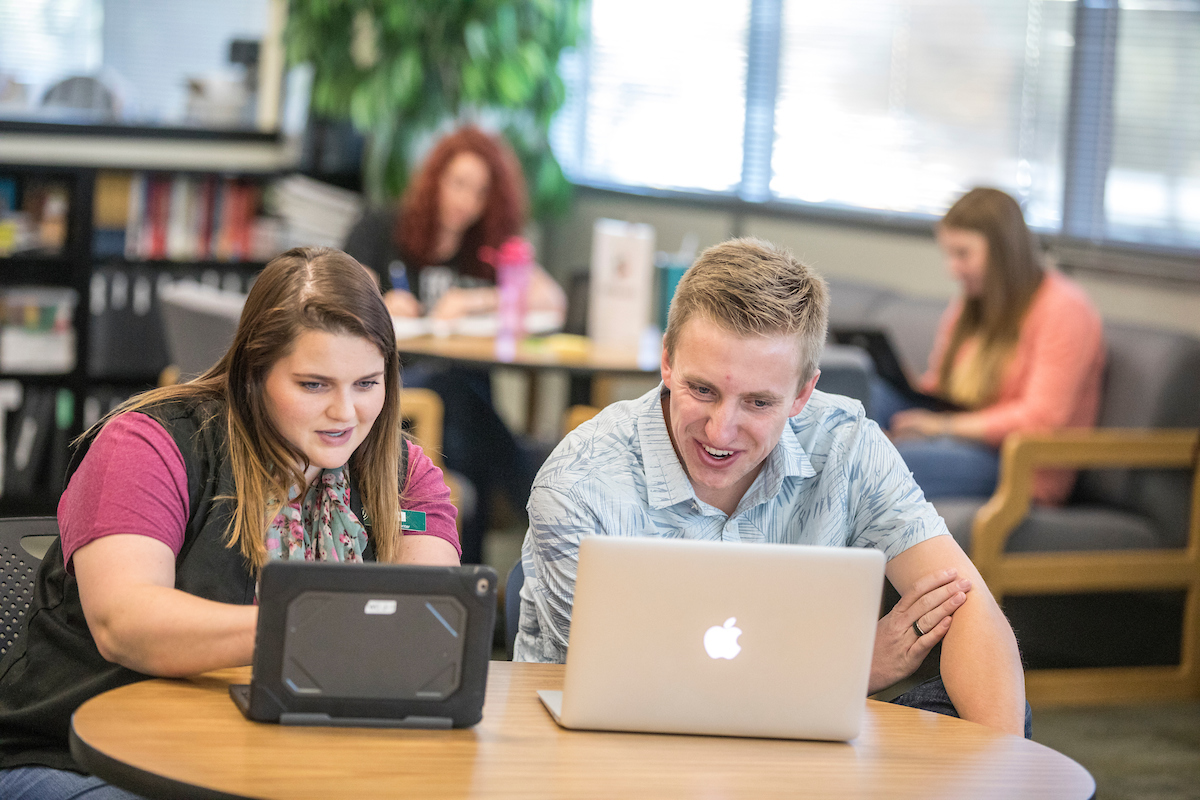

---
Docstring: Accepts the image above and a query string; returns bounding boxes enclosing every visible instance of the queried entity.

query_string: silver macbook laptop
[538,537,885,741]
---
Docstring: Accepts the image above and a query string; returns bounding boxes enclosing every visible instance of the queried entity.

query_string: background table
[71,662,1095,800]
[395,334,658,422]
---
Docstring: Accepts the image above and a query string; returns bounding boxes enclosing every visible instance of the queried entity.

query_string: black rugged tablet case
[230,561,497,728]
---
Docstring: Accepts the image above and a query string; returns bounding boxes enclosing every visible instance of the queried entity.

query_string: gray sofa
[822,276,1200,704]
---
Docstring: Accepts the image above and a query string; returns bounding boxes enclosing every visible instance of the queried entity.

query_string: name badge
[401,510,427,532]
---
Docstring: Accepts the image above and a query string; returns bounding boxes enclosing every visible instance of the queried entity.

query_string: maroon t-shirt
[58,412,460,569]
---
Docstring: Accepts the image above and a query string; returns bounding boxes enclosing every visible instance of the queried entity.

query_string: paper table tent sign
[586,219,656,355]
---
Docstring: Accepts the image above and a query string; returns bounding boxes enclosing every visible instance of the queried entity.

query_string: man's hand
[869,568,972,694]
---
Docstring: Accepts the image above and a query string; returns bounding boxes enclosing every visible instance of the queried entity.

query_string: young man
[514,237,1027,737]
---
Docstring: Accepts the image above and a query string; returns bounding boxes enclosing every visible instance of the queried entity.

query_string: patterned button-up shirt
[514,385,948,663]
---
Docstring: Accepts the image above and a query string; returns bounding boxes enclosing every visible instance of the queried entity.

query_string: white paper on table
[393,311,560,341]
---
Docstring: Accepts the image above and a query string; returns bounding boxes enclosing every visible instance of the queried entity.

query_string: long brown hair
[103,247,404,569]
[396,125,527,279]
[936,188,1044,406]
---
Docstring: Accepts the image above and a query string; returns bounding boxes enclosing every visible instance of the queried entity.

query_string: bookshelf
[0,121,294,515]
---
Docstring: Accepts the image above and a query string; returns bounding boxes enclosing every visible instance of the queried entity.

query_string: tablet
[230,560,497,728]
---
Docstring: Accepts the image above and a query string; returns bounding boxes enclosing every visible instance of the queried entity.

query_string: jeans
[0,767,148,800]
[889,675,1033,739]
[868,377,1000,500]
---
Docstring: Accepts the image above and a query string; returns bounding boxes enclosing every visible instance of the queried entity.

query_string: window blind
[771,0,1073,228]
[556,0,1200,265]
[0,0,267,128]
[1102,0,1200,250]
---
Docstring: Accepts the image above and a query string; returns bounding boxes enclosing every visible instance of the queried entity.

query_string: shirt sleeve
[512,483,599,664]
[57,412,189,572]
[401,442,461,557]
[844,417,950,559]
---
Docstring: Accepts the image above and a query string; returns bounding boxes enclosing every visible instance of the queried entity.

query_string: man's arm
[513,484,597,663]
[885,535,1026,735]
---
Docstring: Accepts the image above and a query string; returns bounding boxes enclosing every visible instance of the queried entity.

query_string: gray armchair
[827,278,1200,705]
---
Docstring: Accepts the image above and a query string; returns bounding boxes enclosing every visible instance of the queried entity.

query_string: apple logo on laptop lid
[703,617,743,660]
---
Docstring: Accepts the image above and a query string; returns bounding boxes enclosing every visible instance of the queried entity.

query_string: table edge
[69,663,1096,800]
[69,721,255,800]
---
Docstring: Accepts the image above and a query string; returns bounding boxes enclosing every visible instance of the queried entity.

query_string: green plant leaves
[285,0,584,218]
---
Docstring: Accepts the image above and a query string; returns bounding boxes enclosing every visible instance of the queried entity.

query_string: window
[0,0,270,129]
[553,0,751,193]
[1103,1,1200,250]
[772,0,1072,228]
[553,0,1200,261]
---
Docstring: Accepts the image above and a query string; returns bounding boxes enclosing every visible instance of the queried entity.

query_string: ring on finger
[913,620,927,637]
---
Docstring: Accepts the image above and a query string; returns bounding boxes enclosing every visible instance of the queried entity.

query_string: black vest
[0,398,388,771]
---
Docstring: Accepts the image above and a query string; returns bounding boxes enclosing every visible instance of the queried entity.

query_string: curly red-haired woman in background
[350,125,564,321]
[345,126,565,564]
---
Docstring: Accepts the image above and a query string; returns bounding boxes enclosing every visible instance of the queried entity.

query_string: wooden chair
[564,404,601,435]
[399,388,466,536]
[399,388,445,467]
[968,428,1200,704]
[928,322,1200,705]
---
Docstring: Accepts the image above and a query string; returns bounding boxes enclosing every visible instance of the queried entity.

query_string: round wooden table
[71,661,1095,800]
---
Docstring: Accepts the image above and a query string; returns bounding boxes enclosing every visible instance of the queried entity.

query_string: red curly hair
[396,126,528,281]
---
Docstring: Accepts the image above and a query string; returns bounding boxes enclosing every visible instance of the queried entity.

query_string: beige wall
[542,192,1200,339]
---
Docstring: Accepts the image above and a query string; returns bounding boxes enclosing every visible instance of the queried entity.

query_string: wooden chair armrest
[971,428,1200,569]
[564,404,601,435]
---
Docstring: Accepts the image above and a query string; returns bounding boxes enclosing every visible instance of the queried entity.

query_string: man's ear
[660,345,672,385]
[789,370,821,417]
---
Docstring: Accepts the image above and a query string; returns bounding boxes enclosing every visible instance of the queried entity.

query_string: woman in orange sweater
[884,187,1105,504]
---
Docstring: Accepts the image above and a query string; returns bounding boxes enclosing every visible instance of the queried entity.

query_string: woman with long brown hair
[0,247,459,799]
[345,125,565,564]
[883,187,1105,503]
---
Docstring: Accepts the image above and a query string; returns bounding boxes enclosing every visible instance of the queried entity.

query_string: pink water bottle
[479,236,533,362]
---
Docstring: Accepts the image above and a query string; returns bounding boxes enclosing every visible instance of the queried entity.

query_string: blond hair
[664,237,829,385]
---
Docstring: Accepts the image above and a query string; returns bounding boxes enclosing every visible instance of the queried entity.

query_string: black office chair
[0,516,59,659]
[504,559,524,660]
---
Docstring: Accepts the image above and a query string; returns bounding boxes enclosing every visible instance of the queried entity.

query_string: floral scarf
[264,467,368,562]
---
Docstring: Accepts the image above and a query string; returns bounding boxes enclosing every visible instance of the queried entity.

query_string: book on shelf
[0,286,78,374]
[117,171,272,263]
[271,174,364,250]
[0,174,71,257]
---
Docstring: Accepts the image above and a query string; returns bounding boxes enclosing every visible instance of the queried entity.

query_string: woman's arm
[62,412,258,677]
[73,534,258,677]
[395,534,461,565]
[895,279,1104,445]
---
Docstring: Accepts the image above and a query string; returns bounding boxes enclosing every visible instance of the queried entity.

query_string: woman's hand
[384,289,423,317]
[429,287,497,320]
[889,408,951,440]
